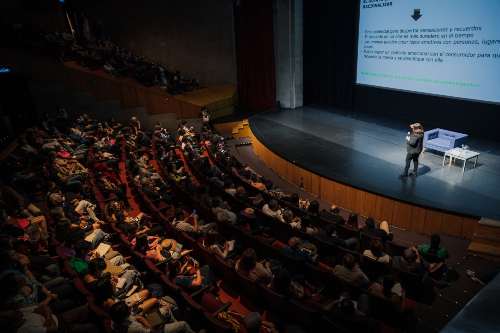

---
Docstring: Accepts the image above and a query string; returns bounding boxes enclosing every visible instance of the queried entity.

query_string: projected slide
[356,0,500,103]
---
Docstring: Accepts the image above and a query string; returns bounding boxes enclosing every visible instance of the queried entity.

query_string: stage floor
[249,107,500,220]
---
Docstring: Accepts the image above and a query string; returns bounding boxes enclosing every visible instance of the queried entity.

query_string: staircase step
[468,241,500,257]
[468,221,500,259]
[472,233,500,244]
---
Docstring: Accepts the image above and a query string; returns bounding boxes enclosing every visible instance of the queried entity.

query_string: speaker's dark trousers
[404,153,420,175]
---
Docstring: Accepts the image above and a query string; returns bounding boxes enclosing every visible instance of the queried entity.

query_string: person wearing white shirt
[262,200,284,223]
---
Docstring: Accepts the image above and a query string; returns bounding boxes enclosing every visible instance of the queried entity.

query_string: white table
[443,147,480,173]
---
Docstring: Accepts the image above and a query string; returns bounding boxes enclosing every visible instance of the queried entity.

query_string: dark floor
[229,139,498,333]
[249,107,500,220]
[441,272,500,333]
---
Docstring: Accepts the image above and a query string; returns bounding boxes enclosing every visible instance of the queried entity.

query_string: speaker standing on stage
[401,123,424,178]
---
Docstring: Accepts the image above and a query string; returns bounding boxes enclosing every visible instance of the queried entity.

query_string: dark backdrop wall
[303,0,500,141]
[303,0,357,109]
[354,86,500,141]
[234,0,276,112]
[72,0,237,86]
[0,0,65,32]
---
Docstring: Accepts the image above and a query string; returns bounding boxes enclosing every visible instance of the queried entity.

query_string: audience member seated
[282,209,302,229]
[307,200,320,218]
[280,237,318,262]
[362,218,393,243]
[235,248,274,284]
[324,292,379,332]
[262,199,285,223]
[109,299,197,333]
[171,209,216,234]
[235,186,248,201]
[172,256,213,290]
[83,255,142,300]
[224,180,237,196]
[250,174,268,192]
[8,303,60,332]
[208,239,236,259]
[368,275,408,311]
[320,205,346,225]
[72,198,102,225]
[418,233,449,262]
[281,192,300,207]
[300,216,321,236]
[363,239,391,264]
[332,254,370,288]
[346,213,359,229]
[210,198,238,224]
[271,267,322,301]
[136,236,190,264]
[392,247,427,275]
[318,222,358,249]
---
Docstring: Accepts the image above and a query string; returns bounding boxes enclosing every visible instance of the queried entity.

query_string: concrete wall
[73,0,237,86]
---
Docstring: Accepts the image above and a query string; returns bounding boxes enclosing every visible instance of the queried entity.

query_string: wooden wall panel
[291,164,301,187]
[320,178,334,204]
[178,100,202,118]
[375,196,395,223]
[62,62,203,117]
[120,84,140,108]
[248,127,479,239]
[461,217,478,239]
[392,201,412,230]
[330,181,345,209]
[442,212,463,237]
[94,76,121,101]
[135,87,149,112]
[272,155,282,175]
[362,192,378,219]
[410,206,427,234]
[301,169,313,192]
[311,174,321,197]
[346,187,359,213]
[277,158,288,181]
[283,160,292,183]
[354,190,366,217]
[423,209,444,235]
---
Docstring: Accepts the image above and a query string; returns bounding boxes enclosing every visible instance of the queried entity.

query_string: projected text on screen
[356,0,500,104]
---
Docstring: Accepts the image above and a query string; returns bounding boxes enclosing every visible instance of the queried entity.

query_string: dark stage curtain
[303,1,357,108]
[234,0,276,112]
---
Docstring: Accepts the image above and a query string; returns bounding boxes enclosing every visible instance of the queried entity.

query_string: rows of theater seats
[0,114,449,332]
[117,120,449,331]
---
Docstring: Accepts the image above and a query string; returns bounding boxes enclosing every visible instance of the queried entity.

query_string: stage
[249,107,500,221]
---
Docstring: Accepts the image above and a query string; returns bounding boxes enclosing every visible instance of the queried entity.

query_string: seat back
[200,292,228,315]
[398,270,436,305]
[235,270,260,305]
[360,232,380,251]
[286,298,321,329]
[385,241,406,257]
[203,313,236,333]
[360,257,390,281]
[257,283,288,313]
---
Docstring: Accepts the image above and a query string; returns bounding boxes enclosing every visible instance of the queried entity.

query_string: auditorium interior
[1,1,500,332]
